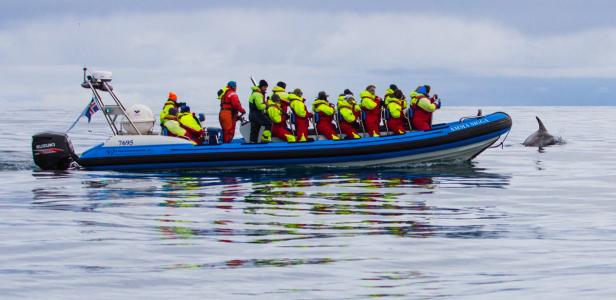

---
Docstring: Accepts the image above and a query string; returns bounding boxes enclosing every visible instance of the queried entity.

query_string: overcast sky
[1,0,616,110]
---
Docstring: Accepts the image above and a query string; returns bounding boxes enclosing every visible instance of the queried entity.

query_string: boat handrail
[81,67,141,136]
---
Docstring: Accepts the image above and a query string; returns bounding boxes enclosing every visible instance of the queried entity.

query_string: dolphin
[523,116,558,147]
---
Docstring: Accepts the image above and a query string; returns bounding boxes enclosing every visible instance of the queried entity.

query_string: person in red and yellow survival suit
[267,93,296,142]
[162,108,195,143]
[218,81,246,143]
[288,88,312,142]
[312,91,340,140]
[178,105,205,144]
[385,89,407,135]
[360,85,382,137]
[337,89,362,139]
[271,81,289,121]
[384,84,398,102]
[160,91,179,128]
[410,85,441,131]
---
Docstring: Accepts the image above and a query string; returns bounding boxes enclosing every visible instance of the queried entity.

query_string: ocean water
[1,106,616,299]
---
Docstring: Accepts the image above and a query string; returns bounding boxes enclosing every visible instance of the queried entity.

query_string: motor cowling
[32,132,79,170]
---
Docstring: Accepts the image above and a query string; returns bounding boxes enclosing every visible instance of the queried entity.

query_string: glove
[435,99,442,109]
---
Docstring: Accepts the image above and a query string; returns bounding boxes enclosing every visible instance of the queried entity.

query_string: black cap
[277,81,286,89]
[389,84,398,90]
[343,89,353,95]
[259,79,268,87]
[317,91,328,99]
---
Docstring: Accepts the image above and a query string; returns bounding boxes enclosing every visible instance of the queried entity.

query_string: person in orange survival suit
[360,85,382,137]
[288,88,312,142]
[218,81,246,143]
[312,91,340,140]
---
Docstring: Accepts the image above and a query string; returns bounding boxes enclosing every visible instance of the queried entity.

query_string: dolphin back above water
[523,117,561,147]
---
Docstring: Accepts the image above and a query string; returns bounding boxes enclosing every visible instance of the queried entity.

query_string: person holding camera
[410,85,441,131]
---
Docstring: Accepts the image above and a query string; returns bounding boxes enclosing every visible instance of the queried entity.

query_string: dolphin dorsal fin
[536,116,547,132]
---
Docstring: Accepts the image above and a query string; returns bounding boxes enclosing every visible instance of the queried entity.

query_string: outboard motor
[32,132,79,170]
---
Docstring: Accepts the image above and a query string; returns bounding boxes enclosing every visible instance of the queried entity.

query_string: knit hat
[317,91,328,100]
[292,88,303,96]
[180,105,190,113]
[168,108,178,116]
[277,81,286,89]
[271,93,281,102]
[168,92,177,101]
[259,79,268,88]
[389,84,398,91]
[343,89,353,95]
[227,81,237,89]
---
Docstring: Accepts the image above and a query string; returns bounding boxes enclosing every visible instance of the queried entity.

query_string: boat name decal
[117,139,134,146]
[450,118,489,132]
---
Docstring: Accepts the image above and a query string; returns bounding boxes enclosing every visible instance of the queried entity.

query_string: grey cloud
[1,4,616,109]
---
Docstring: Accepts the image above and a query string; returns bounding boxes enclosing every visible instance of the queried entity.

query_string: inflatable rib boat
[32,69,512,171]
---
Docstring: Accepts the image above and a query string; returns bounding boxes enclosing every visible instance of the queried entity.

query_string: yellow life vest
[164,119,187,137]
[248,86,267,111]
[337,96,360,123]
[386,97,405,119]
[360,90,378,110]
[267,100,284,124]
[178,112,202,132]
[288,94,307,118]
[272,86,289,103]
[312,99,334,116]
[159,100,176,125]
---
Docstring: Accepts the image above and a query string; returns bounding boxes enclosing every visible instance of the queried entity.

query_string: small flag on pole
[84,97,100,123]
[66,97,100,132]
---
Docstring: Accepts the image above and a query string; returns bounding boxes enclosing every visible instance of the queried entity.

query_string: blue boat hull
[78,112,512,171]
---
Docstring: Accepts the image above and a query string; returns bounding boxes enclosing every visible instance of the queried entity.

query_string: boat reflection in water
[29,164,510,273]
[42,165,504,240]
